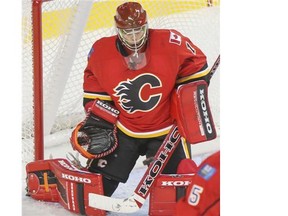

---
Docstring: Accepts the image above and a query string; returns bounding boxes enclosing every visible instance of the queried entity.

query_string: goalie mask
[114,2,149,70]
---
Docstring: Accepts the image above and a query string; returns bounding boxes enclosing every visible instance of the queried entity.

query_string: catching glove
[70,99,119,159]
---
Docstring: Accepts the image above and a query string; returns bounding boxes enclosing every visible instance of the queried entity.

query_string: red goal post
[22,0,220,163]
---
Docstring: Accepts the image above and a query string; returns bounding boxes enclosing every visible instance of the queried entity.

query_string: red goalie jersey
[83,29,208,138]
[175,151,220,216]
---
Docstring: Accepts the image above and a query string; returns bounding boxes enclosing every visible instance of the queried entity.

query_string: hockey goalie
[25,80,217,215]
[25,1,218,215]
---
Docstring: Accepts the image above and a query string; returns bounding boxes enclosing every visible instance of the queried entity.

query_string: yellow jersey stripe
[176,67,210,84]
[116,121,172,138]
[83,92,112,101]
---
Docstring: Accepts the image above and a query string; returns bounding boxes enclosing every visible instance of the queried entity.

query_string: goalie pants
[87,129,190,196]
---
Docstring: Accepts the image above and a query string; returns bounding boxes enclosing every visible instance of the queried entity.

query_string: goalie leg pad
[149,174,195,216]
[50,158,106,216]
[26,160,59,202]
[171,80,217,144]
[26,159,106,216]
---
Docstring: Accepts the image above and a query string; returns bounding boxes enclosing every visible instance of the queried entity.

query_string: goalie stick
[88,55,220,213]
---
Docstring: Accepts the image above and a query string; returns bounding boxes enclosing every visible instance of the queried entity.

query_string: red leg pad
[49,159,106,216]
[26,159,106,216]
[26,160,60,202]
[149,174,195,216]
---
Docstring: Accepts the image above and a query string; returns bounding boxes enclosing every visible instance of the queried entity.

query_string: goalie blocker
[26,158,106,216]
[171,80,217,144]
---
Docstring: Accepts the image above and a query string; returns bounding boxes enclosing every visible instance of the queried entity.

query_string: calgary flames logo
[113,73,162,114]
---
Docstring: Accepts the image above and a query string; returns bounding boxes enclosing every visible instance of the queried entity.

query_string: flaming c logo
[113,73,162,114]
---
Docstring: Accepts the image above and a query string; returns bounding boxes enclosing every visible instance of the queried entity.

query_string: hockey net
[22,0,220,164]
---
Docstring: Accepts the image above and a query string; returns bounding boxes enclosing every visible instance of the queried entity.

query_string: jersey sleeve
[187,151,220,214]
[175,151,220,216]
[173,30,209,85]
[83,45,112,111]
